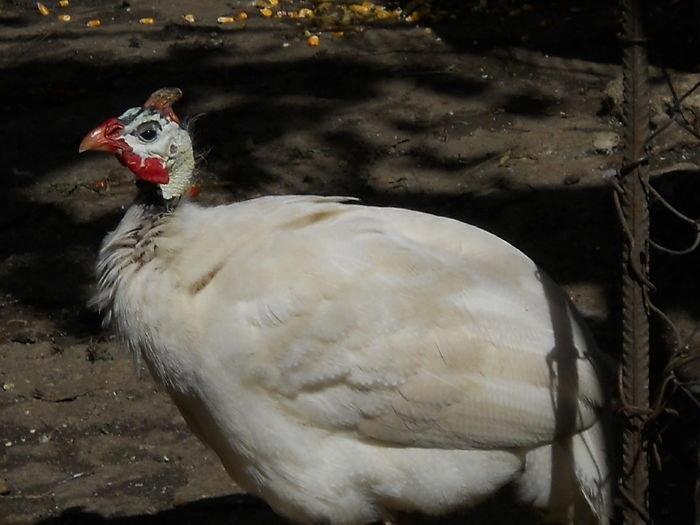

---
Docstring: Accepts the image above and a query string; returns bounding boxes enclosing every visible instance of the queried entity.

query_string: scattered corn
[58,14,71,21]
[298,8,313,18]
[269,0,279,5]
[237,12,248,20]
[36,2,50,16]
[59,0,70,6]
[217,16,235,23]
[333,31,344,38]
[183,13,195,23]
[307,34,320,46]
[260,7,273,16]
[86,19,101,27]
[139,17,155,25]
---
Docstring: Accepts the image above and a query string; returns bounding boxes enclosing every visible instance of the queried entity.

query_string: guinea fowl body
[84,89,611,525]
[94,195,610,524]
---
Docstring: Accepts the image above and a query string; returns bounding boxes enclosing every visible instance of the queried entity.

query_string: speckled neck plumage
[92,201,174,326]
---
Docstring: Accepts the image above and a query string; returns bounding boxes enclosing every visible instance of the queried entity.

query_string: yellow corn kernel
[376,9,396,19]
[349,4,370,15]
[139,17,155,25]
[58,14,71,21]
[260,7,273,16]
[183,13,195,23]
[269,0,279,5]
[217,16,235,23]
[59,0,70,6]
[333,31,344,38]
[405,11,420,22]
[36,2,50,15]
[307,35,320,46]
[237,12,248,20]
[86,19,101,27]
[298,8,313,18]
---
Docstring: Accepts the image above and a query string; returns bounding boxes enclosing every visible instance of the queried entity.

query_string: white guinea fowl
[80,88,611,525]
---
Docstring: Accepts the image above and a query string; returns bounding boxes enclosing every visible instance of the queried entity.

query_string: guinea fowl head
[80,87,194,200]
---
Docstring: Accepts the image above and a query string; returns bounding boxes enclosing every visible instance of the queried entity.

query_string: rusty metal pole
[619,0,651,524]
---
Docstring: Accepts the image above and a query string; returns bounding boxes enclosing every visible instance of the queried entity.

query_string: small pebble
[592,132,619,155]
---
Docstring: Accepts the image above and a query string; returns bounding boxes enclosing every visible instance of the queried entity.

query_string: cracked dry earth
[1,1,699,523]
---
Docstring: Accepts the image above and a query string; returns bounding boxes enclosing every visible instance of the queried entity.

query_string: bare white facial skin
[116,107,195,200]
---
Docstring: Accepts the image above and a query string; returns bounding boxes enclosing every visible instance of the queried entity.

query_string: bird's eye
[140,128,157,141]
[135,121,161,143]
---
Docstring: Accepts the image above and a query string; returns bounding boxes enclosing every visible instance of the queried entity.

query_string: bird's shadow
[35,494,281,525]
[35,488,541,525]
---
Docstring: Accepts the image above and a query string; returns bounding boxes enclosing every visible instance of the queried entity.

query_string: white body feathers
[94,195,611,524]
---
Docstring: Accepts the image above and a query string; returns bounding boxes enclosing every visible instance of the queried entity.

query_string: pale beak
[79,118,124,153]
[79,124,112,152]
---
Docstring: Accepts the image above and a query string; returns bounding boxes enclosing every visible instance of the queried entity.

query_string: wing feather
[189,196,605,451]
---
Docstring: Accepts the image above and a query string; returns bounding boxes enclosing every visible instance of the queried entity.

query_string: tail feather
[572,421,612,525]
[516,420,611,524]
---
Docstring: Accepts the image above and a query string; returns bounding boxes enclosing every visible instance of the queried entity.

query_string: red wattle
[122,153,170,184]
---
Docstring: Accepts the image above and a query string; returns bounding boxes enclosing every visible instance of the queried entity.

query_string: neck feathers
[92,202,174,329]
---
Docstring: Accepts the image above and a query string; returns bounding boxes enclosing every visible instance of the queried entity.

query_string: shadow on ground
[36,489,543,525]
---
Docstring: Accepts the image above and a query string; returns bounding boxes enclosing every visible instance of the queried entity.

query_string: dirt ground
[1,0,699,524]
